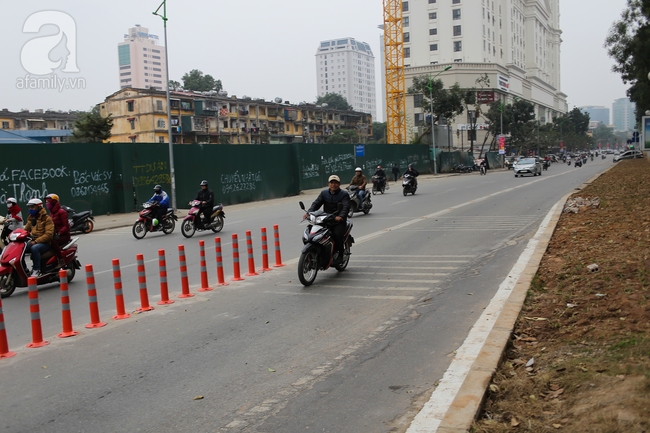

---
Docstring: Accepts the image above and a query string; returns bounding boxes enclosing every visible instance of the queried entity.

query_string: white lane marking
[351,272,450,277]
[336,278,436,284]
[355,255,473,258]
[360,266,458,270]
[405,200,561,433]
[94,257,158,275]
[265,291,416,300]
[279,284,432,291]
[391,199,409,205]
[353,259,468,264]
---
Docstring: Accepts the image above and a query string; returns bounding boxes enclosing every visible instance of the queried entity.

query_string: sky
[0,0,632,121]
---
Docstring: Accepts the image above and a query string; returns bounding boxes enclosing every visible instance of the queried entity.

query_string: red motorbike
[0,229,81,298]
[180,200,225,238]
[132,202,177,239]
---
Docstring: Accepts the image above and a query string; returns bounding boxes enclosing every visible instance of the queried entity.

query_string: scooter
[62,205,95,234]
[0,229,81,298]
[180,200,225,238]
[543,160,550,171]
[371,175,388,195]
[402,173,418,195]
[575,159,583,168]
[297,201,354,286]
[479,165,487,175]
[132,202,177,239]
[602,154,606,160]
[346,185,372,217]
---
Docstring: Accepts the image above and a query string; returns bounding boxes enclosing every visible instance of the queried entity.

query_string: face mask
[29,209,38,216]
[46,203,53,211]
[6,203,12,208]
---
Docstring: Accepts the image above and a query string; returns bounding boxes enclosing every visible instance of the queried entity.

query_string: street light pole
[153,0,176,210]
[428,65,452,175]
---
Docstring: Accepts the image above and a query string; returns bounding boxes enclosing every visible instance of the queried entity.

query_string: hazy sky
[0,0,631,120]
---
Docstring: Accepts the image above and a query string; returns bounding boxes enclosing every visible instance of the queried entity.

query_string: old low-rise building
[99,87,372,144]
[0,108,77,143]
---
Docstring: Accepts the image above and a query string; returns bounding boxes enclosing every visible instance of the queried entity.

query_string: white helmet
[6,197,17,204]
[27,198,43,206]
[355,167,362,172]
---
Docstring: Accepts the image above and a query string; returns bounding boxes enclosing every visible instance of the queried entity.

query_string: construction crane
[383,0,406,144]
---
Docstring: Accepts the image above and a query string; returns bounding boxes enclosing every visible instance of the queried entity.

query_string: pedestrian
[392,163,400,182]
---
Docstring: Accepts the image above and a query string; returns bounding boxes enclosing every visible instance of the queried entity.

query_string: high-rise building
[315,38,377,120]
[401,0,567,143]
[117,25,167,91]
[612,97,636,132]
[579,106,610,125]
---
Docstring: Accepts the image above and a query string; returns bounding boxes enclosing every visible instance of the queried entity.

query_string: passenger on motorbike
[147,184,170,226]
[479,158,488,173]
[45,193,71,267]
[195,180,214,227]
[2,197,23,246]
[23,198,55,277]
[306,175,350,264]
[350,167,368,202]
[374,165,387,188]
[403,164,419,187]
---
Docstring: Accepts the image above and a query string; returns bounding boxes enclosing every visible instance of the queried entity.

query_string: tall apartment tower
[612,97,636,132]
[579,106,610,125]
[401,0,567,140]
[117,25,167,91]
[316,38,377,120]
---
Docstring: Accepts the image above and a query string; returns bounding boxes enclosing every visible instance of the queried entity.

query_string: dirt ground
[472,158,650,432]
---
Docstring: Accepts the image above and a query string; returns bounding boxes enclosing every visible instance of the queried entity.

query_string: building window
[429,28,437,35]
[453,9,461,19]
[159,136,165,143]
[129,119,135,130]
[157,119,166,128]
[127,101,134,112]
[1,122,8,129]
[131,137,136,143]
[430,44,438,51]
[404,17,409,27]
[429,12,437,20]
[405,47,411,58]
[428,0,436,3]
[453,25,462,36]
[156,100,163,110]
[402,1,408,12]
[413,94,423,107]
[414,113,424,126]
[454,41,462,52]
[452,0,460,3]
[404,32,410,43]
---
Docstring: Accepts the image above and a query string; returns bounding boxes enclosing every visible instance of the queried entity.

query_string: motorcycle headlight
[8,232,19,242]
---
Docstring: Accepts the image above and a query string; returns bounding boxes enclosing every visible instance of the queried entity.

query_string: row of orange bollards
[0,225,285,358]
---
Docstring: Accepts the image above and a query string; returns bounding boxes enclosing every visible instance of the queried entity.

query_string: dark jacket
[24,207,55,244]
[49,201,71,244]
[374,169,386,178]
[404,167,419,177]
[195,188,215,208]
[308,188,350,219]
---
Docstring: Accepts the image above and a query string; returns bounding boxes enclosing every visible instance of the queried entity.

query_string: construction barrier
[198,240,213,292]
[58,269,79,338]
[136,254,154,312]
[259,227,273,272]
[112,259,131,320]
[231,234,245,281]
[0,297,16,359]
[27,276,50,348]
[178,245,194,298]
[157,249,174,305]
[85,264,107,329]
[272,224,285,267]
[245,230,259,276]
[214,237,229,286]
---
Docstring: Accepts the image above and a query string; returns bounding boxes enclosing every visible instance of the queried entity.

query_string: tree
[181,69,223,92]
[552,108,591,152]
[168,80,182,91]
[71,106,113,143]
[315,93,353,111]
[369,122,386,143]
[605,0,650,122]
[483,99,536,154]
[592,123,617,147]
[325,128,358,144]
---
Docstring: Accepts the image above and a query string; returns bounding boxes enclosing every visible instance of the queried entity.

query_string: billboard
[643,116,650,151]
[476,91,495,103]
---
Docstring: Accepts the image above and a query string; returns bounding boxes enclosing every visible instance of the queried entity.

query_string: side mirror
[299,201,305,210]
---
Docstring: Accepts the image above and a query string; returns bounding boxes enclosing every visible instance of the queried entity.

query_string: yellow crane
[383,0,406,144]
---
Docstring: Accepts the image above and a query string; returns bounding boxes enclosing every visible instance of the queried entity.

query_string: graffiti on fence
[302,163,320,179]
[132,161,170,187]
[322,153,354,174]
[220,171,262,194]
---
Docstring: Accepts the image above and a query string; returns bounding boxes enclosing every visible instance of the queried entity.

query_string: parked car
[613,149,644,162]
[514,157,542,177]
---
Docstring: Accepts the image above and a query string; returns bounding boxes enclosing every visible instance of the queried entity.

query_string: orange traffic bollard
[178,245,194,298]
[0,297,16,359]
[198,240,213,292]
[136,254,154,312]
[231,234,245,281]
[157,249,174,305]
[244,230,259,276]
[27,276,50,348]
[85,264,107,329]
[58,269,79,338]
[214,237,229,286]
[259,227,273,272]
[272,224,285,267]
[111,259,131,320]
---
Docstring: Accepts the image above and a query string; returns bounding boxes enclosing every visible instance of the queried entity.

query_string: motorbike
[575,159,583,168]
[602,154,606,160]
[453,164,472,174]
[132,202,177,239]
[181,200,225,238]
[543,160,550,171]
[479,165,487,175]
[346,185,372,217]
[402,173,417,195]
[371,175,388,195]
[567,160,572,166]
[297,201,354,286]
[0,229,81,298]
[62,205,95,234]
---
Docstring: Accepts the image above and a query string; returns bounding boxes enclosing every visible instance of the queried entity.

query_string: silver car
[514,157,542,177]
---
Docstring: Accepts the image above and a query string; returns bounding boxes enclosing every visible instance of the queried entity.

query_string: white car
[514,157,542,177]
[613,150,644,162]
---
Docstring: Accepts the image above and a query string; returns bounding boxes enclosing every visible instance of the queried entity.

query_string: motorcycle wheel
[66,264,76,283]
[0,273,16,298]
[363,207,370,215]
[211,216,224,233]
[298,250,318,286]
[162,217,176,234]
[381,187,385,194]
[335,243,351,271]
[348,208,354,218]
[83,220,94,234]
[132,221,147,239]
[181,219,196,238]
[403,189,407,196]
[372,189,377,195]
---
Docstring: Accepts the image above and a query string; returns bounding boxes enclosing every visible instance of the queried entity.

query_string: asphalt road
[0,158,610,433]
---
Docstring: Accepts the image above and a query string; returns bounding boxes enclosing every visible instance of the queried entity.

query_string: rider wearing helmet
[307,174,350,264]
[23,198,55,277]
[45,193,71,267]
[2,198,24,247]
[194,180,214,227]
[374,165,387,189]
[403,164,420,188]
[147,184,170,226]
[349,167,368,202]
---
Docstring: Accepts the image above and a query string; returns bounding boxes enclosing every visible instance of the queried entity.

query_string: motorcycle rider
[349,167,368,202]
[2,197,23,247]
[403,164,419,187]
[45,193,71,267]
[23,198,55,277]
[306,175,350,264]
[374,165,387,189]
[195,180,214,227]
[479,158,488,174]
[147,184,170,227]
